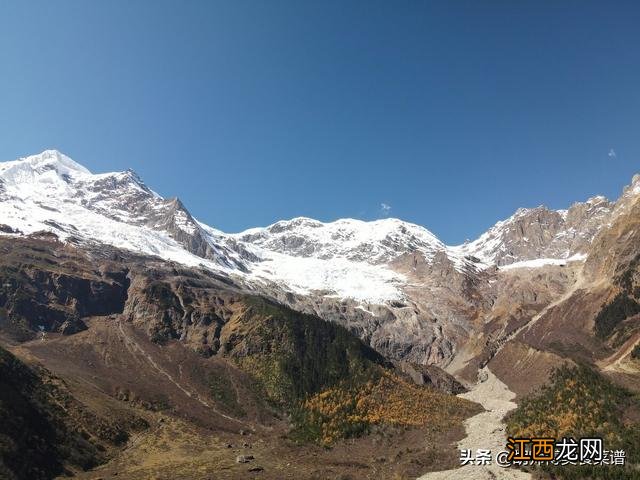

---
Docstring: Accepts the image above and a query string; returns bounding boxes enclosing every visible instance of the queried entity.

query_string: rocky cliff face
[0,236,130,340]
[584,175,640,281]
[453,196,613,266]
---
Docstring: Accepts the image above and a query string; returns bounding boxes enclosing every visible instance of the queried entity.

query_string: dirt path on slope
[600,331,640,374]
[115,320,251,427]
[418,367,531,480]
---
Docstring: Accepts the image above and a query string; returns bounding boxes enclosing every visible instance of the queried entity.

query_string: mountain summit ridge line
[0,149,636,307]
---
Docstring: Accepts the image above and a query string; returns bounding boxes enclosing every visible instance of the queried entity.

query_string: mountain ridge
[1,149,631,305]
[2,149,639,368]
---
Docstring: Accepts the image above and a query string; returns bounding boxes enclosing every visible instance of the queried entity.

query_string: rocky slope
[0,234,477,479]
[453,196,613,266]
[0,344,147,480]
[481,175,640,397]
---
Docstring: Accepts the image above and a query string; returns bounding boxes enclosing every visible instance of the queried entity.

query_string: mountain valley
[1,150,639,479]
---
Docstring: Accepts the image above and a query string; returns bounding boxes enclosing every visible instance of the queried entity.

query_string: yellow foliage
[302,370,477,445]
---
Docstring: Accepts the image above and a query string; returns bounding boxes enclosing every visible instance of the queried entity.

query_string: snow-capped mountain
[0,150,250,271]
[235,216,446,264]
[233,216,465,303]
[3,149,639,367]
[0,151,425,303]
[453,196,614,267]
[0,150,628,306]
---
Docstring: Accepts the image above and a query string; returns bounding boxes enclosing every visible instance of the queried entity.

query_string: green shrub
[594,293,640,338]
[208,372,246,417]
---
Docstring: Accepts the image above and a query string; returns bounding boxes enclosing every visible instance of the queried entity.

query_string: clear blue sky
[1,1,639,243]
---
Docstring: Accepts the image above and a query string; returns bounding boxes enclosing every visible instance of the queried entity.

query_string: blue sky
[1,1,639,244]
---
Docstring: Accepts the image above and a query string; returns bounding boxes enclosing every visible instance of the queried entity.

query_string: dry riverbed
[418,367,532,480]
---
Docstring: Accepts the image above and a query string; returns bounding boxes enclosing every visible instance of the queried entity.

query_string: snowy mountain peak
[585,195,608,205]
[2,149,92,177]
[235,216,444,265]
[624,173,640,196]
[454,196,615,266]
[0,151,252,276]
